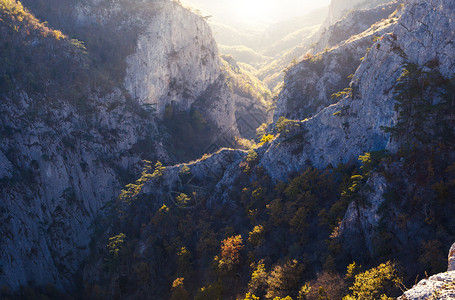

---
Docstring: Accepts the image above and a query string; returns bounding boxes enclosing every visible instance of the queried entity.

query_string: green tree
[248,261,268,296]
[266,260,304,299]
[107,233,126,257]
[176,193,191,207]
[170,278,189,300]
[343,261,402,300]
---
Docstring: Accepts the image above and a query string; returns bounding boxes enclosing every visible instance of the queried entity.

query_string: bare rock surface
[449,243,455,272]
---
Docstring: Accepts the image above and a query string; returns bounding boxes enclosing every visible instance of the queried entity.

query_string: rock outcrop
[399,244,455,300]
[274,1,401,122]
[313,1,402,54]
[323,0,392,28]
[261,0,455,179]
[399,272,455,300]
[449,243,455,272]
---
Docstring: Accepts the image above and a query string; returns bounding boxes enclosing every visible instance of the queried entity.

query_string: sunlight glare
[230,0,275,22]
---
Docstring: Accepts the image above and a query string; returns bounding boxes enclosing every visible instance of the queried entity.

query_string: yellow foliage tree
[215,235,244,272]
[343,261,402,300]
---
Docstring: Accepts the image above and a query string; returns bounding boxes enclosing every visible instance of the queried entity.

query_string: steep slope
[24,0,239,142]
[0,0,164,290]
[0,0,258,291]
[221,55,273,139]
[274,1,402,122]
[312,0,402,54]
[323,0,392,27]
[256,1,399,92]
[263,0,455,176]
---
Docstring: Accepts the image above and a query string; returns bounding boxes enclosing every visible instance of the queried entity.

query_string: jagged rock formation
[2,0,455,296]
[262,0,455,178]
[313,1,402,54]
[399,244,455,299]
[273,1,401,122]
[324,0,392,28]
[121,0,455,209]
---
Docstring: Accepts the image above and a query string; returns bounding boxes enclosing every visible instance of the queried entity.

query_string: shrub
[343,261,402,300]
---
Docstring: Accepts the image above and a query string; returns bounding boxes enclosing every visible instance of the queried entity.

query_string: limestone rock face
[449,243,455,272]
[73,0,238,137]
[0,89,164,290]
[123,1,221,115]
[273,3,400,123]
[398,272,455,300]
[262,0,455,180]
[338,173,389,257]
[122,0,238,138]
[0,0,240,291]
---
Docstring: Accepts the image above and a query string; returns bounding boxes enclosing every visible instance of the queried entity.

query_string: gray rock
[0,151,13,179]
[273,7,399,123]
[398,271,455,299]
[262,0,455,180]
[0,0,247,290]
[449,243,455,272]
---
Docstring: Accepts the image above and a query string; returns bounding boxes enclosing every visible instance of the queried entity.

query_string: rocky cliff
[263,0,455,177]
[273,1,402,123]
[2,0,455,296]
[0,1,165,289]
[77,0,239,139]
[0,0,253,291]
[323,0,392,28]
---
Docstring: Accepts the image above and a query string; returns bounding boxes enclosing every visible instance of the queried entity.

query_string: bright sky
[180,0,331,25]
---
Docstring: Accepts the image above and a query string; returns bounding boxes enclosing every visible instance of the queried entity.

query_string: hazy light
[181,0,331,25]
[229,0,277,22]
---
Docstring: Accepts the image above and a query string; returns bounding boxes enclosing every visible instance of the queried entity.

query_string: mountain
[1,0,455,298]
[78,0,455,298]
[0,0,268,291]
[323,0,392,28]
[274,1,402,122]
[211,7,328,91]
